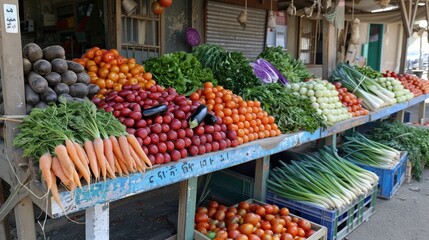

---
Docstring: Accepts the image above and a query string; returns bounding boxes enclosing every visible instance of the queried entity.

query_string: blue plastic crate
[266,185,377,240]
[353,152,408,199]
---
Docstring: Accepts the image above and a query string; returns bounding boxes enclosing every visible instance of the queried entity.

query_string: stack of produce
[22,43,99,112]
[291,79,351,125]
[384,71,429,96]
[242,84,326,133]
[94,84,238,164]
[74,47,155,98]
[144,51,216,96]
[333,82,368,117]
[13,99,151,207]
[374,77,414,103]
[249,58,287,85]
[258,46,313,83]
[340,132,401,167]
[193,44,260,95]
[268,146,378,210]
[354,65,382,79]
[366,121,429,180]
[190,82,280,145]
[331,63,396,111]
[195,200,316,239]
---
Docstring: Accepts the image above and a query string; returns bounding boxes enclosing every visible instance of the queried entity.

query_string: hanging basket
[185,28,201,47]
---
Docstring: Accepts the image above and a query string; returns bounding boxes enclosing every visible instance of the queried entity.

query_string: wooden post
[177,177,197,240]
[254,156,270,202]
[0,1,36,240]
[322,0,336,79]
[0,182,11,240]
[396,110,405,123]
[86,203,110,240]
[418,100,426,122]
[324,134,337,147]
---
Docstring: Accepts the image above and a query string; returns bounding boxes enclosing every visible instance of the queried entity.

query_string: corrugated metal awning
[206,1,267,59]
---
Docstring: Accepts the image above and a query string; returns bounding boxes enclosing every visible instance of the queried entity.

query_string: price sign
[3,4,18,33]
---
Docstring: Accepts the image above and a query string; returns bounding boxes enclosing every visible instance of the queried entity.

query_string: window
[120,0,162,62]
[298,18,323,65]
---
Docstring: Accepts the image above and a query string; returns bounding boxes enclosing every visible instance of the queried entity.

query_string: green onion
[268,146,378,210]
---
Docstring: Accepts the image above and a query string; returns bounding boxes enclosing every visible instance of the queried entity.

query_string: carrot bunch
[14,98,151,208]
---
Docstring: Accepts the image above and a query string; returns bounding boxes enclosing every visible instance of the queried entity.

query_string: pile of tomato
[333,82,368,117]
[73,47,156,99]
[384,71,429,96]
[195,201,316,240]
[190,82,281,145]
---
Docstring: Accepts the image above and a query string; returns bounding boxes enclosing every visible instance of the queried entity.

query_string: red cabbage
[257,58,289,86]
[250,62,273,84]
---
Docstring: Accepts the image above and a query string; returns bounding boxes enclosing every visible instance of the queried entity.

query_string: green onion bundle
[331,63,396,111]
[268,146,378,210]
[340,132,401,167]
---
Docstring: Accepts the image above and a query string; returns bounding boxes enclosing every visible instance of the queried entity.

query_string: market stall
[1,1,429,240]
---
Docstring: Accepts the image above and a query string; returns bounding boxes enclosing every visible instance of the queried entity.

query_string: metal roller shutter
[206,1,267,59]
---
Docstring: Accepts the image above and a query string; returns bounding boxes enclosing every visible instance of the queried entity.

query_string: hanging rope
[352,0,355,20]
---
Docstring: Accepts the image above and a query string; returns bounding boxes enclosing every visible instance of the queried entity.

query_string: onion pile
[374,77,413,103]
[291,79,351,125]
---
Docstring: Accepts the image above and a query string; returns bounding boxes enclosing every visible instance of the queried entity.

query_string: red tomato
[195,212,208,223]
[286,226,298,237]
[102,52,114,63]
[240,223,255,235]
[151,1,164,15]
[159,0,172,7]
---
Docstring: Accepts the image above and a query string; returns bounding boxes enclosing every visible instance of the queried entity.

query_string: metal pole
[177,177,197,240]
[86,203,110,240]
[254,156,270,202]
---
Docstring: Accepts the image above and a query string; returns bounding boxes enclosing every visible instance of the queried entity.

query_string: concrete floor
[7,103,429,240]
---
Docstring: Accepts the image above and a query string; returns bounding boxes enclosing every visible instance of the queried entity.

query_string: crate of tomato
[194,199,327,240]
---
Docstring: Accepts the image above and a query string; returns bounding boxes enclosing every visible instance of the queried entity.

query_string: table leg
[418,101,426,122]
[254,156,270,202]
[14,197,36,240]
[177,177,197,240]
[396,110,405,123]
[86,203,109,240]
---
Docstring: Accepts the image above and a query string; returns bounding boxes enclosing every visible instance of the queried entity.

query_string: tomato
[286,226,298,237]
[195,212,209,223]
[280,233,294,240]
[255,206,266,217]
[305,229,316,238]
[159,0,172,7]
[291,217,299,223]
[272,205,280,215]
[229,230,241,239]
[197,226,207,234]
[216,230,228,239]
[240,223,254,235]
[197,207,208,214]
[214,210,226,221]
[264,214,275,222]
[238,201,250,211]
[279,208,289,216]
[261,233,273,240]
[228,207,238,214]
[102,52,115,63]
[296,227,306,237]
[236,234,249,240]
[209,201,219,209]
[264,205,274,214]
[254,229,265,237]
[228,222,239,231]
[197,222,209,230]
[206,231,217,239]
[244,213,260,226]
[208,207,217,218]
[151,1,164,15]
[272,223,284,234]
[226,211,236,219]
[260,221,272,230]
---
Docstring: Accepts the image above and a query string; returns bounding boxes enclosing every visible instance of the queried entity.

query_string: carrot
[129,146,145,173]
[72,168,82,188]
[109,136,129,170]
[127,134,152,167]
[65,139,91,185]
[104,156,116,179]
[39,153,53,190]
[118,135,135,172]
[51,157,74,191]
[74,142,89,165]
[50,170,63,210]
[117,154,130,175]
[54,144,74,180]
[84,140,100,180]
[114,155,123,177]
[103,138,116,173]
[93,137,107,181]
